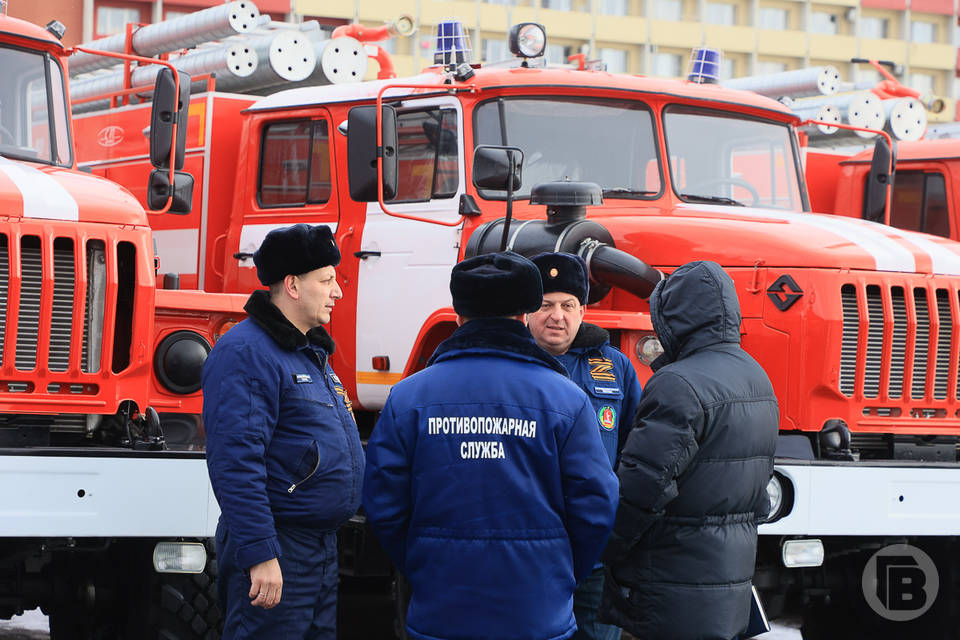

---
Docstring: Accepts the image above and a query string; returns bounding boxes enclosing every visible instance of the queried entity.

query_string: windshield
[474,97,661,199]
[0,45,71,166]
[663,106,803,210]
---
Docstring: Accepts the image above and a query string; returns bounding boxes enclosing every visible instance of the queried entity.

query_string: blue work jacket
[202,291,364,571]
[556,323,643,469]
[363,318,618,640]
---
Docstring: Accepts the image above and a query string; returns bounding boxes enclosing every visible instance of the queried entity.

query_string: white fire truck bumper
[760,460,960,536]
[0,453,219,537]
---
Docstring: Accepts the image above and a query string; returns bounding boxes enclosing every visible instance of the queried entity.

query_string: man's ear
[283,274,300,300]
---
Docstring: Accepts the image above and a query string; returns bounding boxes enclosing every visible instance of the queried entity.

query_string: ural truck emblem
[97,125,125,147]
[767,275,803,311]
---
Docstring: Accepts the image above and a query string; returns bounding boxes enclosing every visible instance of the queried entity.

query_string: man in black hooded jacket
[599,260,778,640]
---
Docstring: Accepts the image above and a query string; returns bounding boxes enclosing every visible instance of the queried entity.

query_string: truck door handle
[353,250,381,259]
[233,251,254,260]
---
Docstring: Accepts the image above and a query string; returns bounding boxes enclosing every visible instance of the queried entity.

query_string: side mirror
[148,169,194,214]
[347,105,398,202]
[150,68,190,170]
[863,137,895,224]
[472,145,523,191]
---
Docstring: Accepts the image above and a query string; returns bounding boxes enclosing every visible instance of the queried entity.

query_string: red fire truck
[0,10,248,639]
[73,16,960,638]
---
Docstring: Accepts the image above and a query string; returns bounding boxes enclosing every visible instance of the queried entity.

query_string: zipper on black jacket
[288,440,322,494]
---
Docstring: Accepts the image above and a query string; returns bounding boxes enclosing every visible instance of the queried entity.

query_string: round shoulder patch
[597,405,616,431]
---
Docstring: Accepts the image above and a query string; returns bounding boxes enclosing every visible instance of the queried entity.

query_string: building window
[911,72,935,95]
[654,0,682,20]
[757,8,787,30]
[755,60,787,75]
[600,0,628,15]
[859,16,888,39]
[855,68,881,84]
[705,2,736,25]
[164,10,191,20]
[543,0,573,10]
[719,57,734,80]
[546,43,573,64]
[809,11,837,35]
[96,6,142,37]
[911,21,935,43]
[652,52,682,77]
[599,48,628,73]
[483,39,508,63]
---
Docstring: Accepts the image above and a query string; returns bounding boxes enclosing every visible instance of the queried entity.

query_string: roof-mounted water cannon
[508,23,546,65]
[326,15,416,81]
[687,48,722,84]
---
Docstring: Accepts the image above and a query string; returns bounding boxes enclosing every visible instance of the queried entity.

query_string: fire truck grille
[0,238,7,364]
[839,282,957,402]
[15,238,42,370]
[0,233,106,376]
[912,289,930,399]
[935,290,952,400]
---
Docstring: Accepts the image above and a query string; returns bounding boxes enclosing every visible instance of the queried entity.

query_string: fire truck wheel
[140,538,222,640]
[392,571,411,640]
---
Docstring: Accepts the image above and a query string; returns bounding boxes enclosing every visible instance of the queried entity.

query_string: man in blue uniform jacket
[363,251,619,640]
[202,224,364,640]
[528,252,643,640]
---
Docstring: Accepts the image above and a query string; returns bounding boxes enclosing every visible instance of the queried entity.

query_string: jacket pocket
[288,440,321,494]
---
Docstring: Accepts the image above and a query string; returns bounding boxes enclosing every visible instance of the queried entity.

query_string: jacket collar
[244,290,335,354]
[566,322,610,353]
[428,317,566,375]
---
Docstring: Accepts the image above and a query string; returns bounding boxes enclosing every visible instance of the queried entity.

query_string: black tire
[140,538,222,640]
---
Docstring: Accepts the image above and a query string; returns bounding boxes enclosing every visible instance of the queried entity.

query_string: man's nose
[332,282,343,299]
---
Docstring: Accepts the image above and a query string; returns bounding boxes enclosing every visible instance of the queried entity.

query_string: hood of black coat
[244,289,335,354]
[649,260,740,369]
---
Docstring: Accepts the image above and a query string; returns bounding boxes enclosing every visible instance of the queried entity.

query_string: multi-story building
[10,0,958,113]
[296,0,960,111]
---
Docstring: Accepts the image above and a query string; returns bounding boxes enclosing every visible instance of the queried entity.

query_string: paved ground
[0,607,802,639]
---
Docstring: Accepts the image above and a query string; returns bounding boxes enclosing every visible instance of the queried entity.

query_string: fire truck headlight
[781,539,824,568]
[636,335,664,366]
[765,471,793,523]
[767,474,783,517]
[153,542,206,574]
[154,331,211,395]
[509,23,546,58]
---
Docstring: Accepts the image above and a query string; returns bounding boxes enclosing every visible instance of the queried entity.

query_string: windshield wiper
[602,187,658,197]
[679,193,746,207]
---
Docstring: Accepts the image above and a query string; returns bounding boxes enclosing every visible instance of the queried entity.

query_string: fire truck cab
[0,11,247,639]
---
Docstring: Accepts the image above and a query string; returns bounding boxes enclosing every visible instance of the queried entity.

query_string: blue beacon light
[434,19,472,66]
[687,48,722,84]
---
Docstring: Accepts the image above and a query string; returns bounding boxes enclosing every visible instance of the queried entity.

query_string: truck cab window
[664,106,803,210]
[0,46,71,166]
[258,119,331,208]
[888,171,949,238]
[389,107,459,202]
[474,97,660,200]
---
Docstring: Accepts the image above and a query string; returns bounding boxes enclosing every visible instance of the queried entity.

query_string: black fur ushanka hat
[253,224,341,286]
[450,252,543,318]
